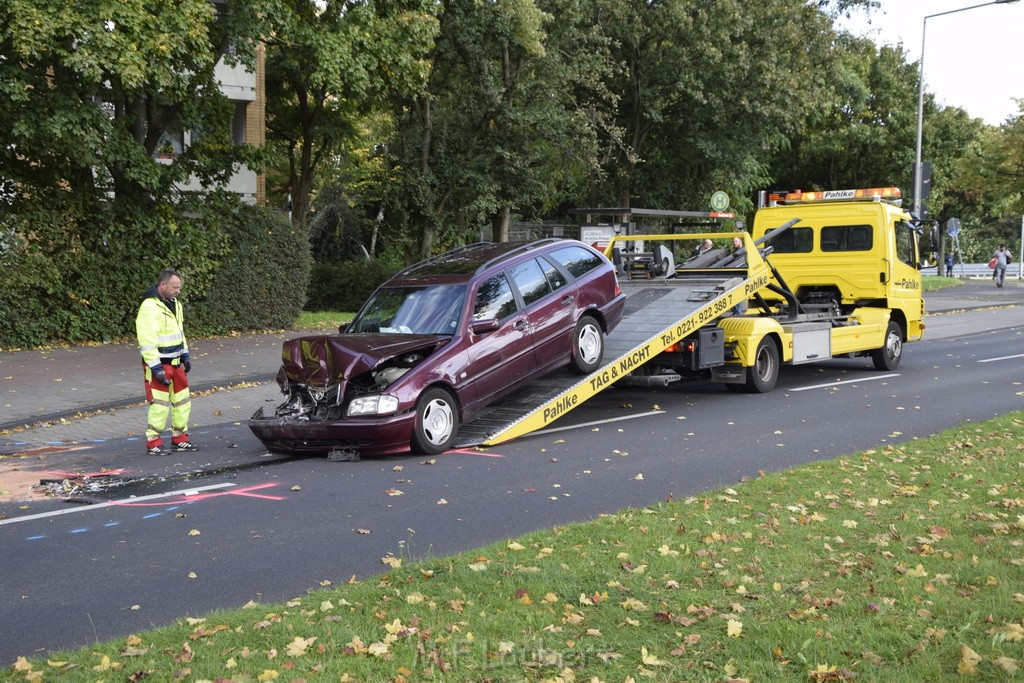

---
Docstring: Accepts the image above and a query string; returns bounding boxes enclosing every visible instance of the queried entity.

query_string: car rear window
[547,245,603,278]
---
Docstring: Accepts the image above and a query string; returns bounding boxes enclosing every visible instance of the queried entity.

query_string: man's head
[702,239,713,250]
[156,268,183,300]
[999,244,1006,250]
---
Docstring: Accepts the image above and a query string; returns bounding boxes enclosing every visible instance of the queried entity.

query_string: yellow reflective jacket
[136,287,188,368]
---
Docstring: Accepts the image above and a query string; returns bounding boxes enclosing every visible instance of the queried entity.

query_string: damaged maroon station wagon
[249,239,626,457]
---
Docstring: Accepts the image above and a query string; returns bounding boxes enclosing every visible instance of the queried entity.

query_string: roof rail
[393,242,492,278]
[478,238,565,273]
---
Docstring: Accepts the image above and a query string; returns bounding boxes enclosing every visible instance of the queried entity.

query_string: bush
[304,257,402,312]
[0,197,311,348]
[188,205,311,334]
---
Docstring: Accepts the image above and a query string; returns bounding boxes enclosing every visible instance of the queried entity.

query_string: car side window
[539,257,568,291]
[473,274,517,321]
[548,246,603,278]
[508,258,552,307]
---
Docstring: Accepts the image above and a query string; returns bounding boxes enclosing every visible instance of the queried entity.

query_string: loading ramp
[453,232,775,448]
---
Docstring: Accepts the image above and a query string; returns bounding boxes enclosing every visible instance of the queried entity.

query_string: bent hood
[281,334,450,388]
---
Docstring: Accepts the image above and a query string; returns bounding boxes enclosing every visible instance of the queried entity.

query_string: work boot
[172,441,200,452]
[147,446,169,456]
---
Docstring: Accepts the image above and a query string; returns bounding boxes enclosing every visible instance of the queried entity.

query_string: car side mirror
[337,322,349,333]
[470,319,499,335]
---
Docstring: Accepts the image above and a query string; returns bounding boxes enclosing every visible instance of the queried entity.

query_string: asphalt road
[1,312,1022,665]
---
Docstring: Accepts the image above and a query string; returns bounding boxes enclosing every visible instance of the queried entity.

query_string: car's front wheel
[411,388,458,454]
[569,315,604,374]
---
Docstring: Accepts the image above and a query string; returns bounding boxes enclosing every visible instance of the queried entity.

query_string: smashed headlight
[346,394,400,417]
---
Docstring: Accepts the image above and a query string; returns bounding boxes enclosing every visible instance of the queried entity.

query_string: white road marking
[531,410,665,436]
[0,483,236,526]
[789,373,900,392]
[978,354,1024,363]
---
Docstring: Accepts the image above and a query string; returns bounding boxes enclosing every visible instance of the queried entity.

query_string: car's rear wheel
[569,315,604,374]
[411,388,458,454]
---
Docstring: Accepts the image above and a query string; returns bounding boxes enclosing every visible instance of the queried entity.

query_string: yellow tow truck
[614,187,926,393]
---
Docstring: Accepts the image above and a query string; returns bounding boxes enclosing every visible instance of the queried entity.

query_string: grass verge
[922,275,965,293]
[294,311,355,331]
[7,413,1024,682]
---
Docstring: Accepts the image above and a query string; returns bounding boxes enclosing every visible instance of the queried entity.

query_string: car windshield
[348,285,467,335]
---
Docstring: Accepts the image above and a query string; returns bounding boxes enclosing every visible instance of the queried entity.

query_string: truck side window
[895,221,916,266]
[765,226,812,253]
[820,224,872,251]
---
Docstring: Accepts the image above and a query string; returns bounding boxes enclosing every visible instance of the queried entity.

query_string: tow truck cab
[753,187,925,344]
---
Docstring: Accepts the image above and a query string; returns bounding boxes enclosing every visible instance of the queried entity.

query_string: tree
[770,37,919,192]
[585,0,836,212]
[0,0,267,214]
[0,0,287,345]
[264,0,439,233]
[947,102,1024,261]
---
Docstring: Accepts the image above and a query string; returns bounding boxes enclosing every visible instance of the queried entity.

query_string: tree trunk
[490,207,510,242]
[417,94,436,259]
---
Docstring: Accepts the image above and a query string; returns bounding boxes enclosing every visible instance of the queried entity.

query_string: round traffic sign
[711,191,730,212]
[945,218,961,237]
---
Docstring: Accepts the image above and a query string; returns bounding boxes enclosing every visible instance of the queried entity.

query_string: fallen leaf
[958,645,982,674]
[640,646,666,666]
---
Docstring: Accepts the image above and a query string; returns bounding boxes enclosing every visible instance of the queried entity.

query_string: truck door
[888,218,924,339]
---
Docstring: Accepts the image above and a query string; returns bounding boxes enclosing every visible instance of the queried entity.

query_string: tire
[871,321,903,371]
[411,388,458,455]
[744,337,779,393]
[569,315,604,374]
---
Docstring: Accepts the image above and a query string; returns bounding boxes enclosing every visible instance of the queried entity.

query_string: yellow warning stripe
[483,259,774,445]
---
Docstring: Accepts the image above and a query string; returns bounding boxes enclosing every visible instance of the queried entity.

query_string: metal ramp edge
[455,263,773,448]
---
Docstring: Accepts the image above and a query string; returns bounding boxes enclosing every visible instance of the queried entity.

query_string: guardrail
[923,263,1020,279]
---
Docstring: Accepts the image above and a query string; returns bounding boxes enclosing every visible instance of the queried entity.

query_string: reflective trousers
[144,362,191,449]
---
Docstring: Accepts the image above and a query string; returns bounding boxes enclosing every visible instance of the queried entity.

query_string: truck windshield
[348,285,467,335]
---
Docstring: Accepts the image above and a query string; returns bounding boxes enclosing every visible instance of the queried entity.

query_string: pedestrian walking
[991,244,1012,288]
[944,251,955,277]
[136,268,199,455]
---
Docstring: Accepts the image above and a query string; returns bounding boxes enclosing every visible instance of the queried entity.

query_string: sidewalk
[0,279,1021,481]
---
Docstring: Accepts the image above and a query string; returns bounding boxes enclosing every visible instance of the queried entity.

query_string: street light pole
[913,0,1020,219]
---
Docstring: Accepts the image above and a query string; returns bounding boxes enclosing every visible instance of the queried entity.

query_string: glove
[181,353,192,374]
[150,365,169,386]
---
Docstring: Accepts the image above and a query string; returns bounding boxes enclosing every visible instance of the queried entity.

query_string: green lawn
[922,275,965,292]
[8,413,1024,681]
[294,311,355,330]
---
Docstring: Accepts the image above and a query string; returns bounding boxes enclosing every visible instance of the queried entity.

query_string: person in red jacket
[135,268,199,455]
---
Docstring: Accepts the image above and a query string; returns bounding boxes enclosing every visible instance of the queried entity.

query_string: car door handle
[514,319,528,332]
[561,295,574,306]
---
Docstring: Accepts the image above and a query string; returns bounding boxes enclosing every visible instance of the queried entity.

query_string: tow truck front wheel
[744,337,779,393]
[871,321,903,371]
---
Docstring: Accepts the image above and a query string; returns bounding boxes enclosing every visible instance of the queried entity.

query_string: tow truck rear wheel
[871,321,903,371]
[570,315,604,374]
[744,337,779,393]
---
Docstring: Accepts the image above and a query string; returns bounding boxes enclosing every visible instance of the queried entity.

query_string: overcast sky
[837,0,1023,125]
